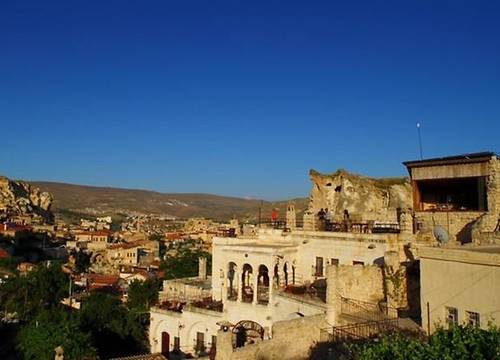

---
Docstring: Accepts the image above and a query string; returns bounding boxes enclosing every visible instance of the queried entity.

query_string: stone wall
[326,264,385,305]
[415,211,485,244]
[416,156,500,244]
[216,314,327,360]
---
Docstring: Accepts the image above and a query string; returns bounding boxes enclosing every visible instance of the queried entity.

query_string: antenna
[416,122,423,160]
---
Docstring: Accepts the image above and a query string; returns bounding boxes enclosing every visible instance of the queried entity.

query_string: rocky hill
[0,176,54,224]
[30,181,308,224]
[307,169,412,222]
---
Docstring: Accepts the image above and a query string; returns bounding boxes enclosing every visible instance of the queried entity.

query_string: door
[161,332,170,356]
[315,257,323,276]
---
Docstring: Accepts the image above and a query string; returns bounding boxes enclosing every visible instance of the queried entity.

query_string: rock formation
[0,175,54,224]
[307,169,412,222]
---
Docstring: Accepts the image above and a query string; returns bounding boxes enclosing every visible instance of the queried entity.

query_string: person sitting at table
[343,209,350,231]
[317,208,326,230]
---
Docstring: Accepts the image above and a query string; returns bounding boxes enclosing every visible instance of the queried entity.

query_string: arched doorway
[257,265,269,305]
[161,331,170,356]
[241,264,253,303]
[232,320,265,348]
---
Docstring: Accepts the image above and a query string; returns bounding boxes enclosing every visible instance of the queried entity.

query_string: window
[446,307,458,328]
[330,258,339,266]
[353,261,364,266]
[174,336,180,351]
[315,257,324,276]
[211,335,217,349]
[466,311,480,327]
[414,177,487,212]
[196,332,205,353]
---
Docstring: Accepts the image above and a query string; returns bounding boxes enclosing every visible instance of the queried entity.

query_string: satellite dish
[433,225,449,244]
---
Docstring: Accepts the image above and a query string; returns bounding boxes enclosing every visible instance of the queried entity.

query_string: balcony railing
[340,296,398,322]
[322,221,400,234]
[330,318,400,342]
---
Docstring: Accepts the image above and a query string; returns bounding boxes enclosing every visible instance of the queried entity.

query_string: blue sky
[1,1,499,200]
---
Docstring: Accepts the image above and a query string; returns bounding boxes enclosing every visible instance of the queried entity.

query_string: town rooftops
[74,230,112,236]
[108,239,148,250]
[87,273,120,290]
[403,151,497,168]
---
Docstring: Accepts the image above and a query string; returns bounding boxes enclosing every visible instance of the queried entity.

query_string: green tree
[17,309,95,360]
[79,292,148,358]
[127,279,159,311]
[0,262,69,322]
[354,325,500,360]
[160,247,211,279]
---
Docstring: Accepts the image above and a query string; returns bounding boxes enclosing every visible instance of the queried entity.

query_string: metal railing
[340,296,398,322]
[330,318,400,341]
[322,221,400,234]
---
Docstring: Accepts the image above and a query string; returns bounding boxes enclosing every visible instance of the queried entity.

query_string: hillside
[30,181,308,223]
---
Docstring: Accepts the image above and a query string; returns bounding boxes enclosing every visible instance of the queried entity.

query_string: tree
[0,261,69,322]
[353,325,500,360]
[127,279,159,311]
[160,247,211,280]
[79,292,147,358]
[17,309,95,360]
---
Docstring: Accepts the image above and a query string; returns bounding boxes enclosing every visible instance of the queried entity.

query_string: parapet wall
[327,265,385,305]
[217,314,327,360]
[415,211,485,244]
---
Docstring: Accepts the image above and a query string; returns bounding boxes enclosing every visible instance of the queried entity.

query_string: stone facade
[150,227,411,357]
[215,314,327,360]
[408,155,500,244]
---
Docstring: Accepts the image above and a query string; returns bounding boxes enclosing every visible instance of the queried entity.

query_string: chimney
[198,257,207,280]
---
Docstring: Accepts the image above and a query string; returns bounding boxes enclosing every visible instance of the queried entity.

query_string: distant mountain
[30,181,308,224]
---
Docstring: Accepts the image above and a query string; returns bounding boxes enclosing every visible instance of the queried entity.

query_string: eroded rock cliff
[307,169,412,222]
[0,176,54,224]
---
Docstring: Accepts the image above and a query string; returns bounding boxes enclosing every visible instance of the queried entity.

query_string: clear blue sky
[1,1,499,200]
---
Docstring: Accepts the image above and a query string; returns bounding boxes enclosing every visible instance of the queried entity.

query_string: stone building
[106,240,157,267]
[149,227,411,358]
[403,152,499,245]
[74,230,112,251]
[149,151,500,359]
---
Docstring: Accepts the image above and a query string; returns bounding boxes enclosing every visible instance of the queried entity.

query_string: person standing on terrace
[271,208,278,228]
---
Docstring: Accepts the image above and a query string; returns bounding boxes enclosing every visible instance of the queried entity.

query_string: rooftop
[165,276,212,290]
[403,151,497,168]
[74,230,112,236]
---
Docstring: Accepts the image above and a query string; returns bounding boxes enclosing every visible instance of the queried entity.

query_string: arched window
[257,265,269,305]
